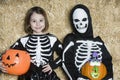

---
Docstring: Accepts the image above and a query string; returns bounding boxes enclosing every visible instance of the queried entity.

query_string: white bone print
[75,40,103,70]
[26,35,52,67]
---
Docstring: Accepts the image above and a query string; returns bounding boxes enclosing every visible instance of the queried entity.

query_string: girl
[1,6,63,80]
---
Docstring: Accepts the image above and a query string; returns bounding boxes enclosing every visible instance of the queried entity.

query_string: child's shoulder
[64,33,75,40]
[47,33,59,42]
[18,35,30,41]
[94,36,104,43]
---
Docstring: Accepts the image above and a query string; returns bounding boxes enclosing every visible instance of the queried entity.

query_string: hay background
[0,0,120,80]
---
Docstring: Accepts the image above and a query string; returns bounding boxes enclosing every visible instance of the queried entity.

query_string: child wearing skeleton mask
[62,4,113,80]
[0,6,62,80]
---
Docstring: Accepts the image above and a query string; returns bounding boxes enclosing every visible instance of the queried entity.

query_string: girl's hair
[24,6,49,34]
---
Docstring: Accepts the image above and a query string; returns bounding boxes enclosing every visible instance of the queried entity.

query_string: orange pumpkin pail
[81,61,107,80]
[2,49,31,75]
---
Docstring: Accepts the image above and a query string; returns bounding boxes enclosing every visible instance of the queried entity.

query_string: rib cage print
[26,35,52,67]
[75,40,103,70]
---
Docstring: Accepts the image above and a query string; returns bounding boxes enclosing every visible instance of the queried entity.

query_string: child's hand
[0,61,7,73]
[42,64,52,75]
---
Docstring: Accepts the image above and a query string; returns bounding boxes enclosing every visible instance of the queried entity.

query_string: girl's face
[30,12,45,34]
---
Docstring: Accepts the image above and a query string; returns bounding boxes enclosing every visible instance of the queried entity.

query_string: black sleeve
[101,44,113,80]
[49,38,63,69]
[97,37,113,80]
[63,45,79,79]
[102,45,113,80]
[62,34,88,80]
[10,39,26,51]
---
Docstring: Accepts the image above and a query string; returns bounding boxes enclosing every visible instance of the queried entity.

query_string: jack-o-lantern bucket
[81,62,107,80]
[2,49,31,75]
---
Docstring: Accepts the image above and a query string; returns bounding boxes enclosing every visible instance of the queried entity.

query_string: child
[62,4,113,80]
[1,6,63,80]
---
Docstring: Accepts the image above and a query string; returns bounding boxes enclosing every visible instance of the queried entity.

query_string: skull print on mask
[73,8,88,33]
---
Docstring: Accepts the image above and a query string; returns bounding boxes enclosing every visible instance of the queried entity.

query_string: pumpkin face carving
[2,49,30,75]
[81,62,107,80]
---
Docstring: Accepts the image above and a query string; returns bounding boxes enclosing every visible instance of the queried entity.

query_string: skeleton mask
[73,8,88,33]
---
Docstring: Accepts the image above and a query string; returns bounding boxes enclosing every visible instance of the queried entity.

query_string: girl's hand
[0,61,7,73]
[42,64,52,75]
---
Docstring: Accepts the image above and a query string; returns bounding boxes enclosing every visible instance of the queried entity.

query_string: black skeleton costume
[10,33,62,80]
[62,4,113,80]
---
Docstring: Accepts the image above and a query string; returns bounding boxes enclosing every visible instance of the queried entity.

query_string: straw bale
[0,0,120,80]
